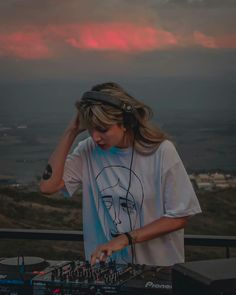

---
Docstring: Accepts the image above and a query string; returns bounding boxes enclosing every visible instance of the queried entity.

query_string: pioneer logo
[145,281,172,290]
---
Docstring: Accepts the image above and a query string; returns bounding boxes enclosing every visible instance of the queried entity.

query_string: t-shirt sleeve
[160,141,202,217]
[62,145,83,197]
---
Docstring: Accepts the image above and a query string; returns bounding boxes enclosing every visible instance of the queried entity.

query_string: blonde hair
[76,82,168,155]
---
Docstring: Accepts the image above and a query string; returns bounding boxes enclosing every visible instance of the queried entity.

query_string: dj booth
[0,230,236,294]
[0,256,236,295]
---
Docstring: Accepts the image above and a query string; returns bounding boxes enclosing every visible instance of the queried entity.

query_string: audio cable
[124,129,138,265]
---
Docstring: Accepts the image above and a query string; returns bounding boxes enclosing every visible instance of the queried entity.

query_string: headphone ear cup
[123,112,138,130]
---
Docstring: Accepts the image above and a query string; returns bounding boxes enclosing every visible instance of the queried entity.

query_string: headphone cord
[124,130,137,265]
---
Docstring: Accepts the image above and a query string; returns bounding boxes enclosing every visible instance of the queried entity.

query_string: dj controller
[0,256,172,295]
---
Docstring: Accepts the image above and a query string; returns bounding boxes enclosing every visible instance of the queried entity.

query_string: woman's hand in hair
[67,113,86,135]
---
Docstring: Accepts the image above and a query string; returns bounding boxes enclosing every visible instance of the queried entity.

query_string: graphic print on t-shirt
[96,165,144,241]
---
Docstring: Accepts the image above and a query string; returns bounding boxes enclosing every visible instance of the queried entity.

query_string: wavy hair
[76,82,168,154]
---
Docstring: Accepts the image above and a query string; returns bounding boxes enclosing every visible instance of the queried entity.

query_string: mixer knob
[109,277,114,284]
[104,274,109,284]
[51,274,55,281]
[83,269,88,277]
[59,267,63,275]
[110,275,115,284]
[113,273,119,283]
[74,268,79,276]
[78,270,82,278]
[70,261,76,270]
[113,273,118,283]
[87,270,92,279]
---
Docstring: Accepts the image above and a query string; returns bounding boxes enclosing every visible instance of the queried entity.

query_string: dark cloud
[0,0,235,30]
[187,0,236,8]
[0,0,113,26]
[154,0,236,8]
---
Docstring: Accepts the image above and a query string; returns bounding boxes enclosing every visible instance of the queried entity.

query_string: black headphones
[81,91,138,129]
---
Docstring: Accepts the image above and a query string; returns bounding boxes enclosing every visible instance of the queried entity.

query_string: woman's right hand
[67,113,86,135]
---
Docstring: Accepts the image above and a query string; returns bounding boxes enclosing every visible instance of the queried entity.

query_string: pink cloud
[214,34,236,49]
[0,31,51,60]
[0,23,235,60]
[193,31,236,49]
[49,23,178,52]
[193,31,217,48]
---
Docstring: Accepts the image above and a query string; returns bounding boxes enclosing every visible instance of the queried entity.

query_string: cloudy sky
[0,0,235,82]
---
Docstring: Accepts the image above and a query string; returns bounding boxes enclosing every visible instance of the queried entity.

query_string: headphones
[81,91,138,130]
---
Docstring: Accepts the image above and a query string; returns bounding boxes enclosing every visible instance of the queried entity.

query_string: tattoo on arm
[42,164,53,180]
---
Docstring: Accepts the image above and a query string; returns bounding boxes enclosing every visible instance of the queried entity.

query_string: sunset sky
[0,0,235,182]
[0,0,235,82]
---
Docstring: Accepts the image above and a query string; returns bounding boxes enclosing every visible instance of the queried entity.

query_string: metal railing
[0,228,236,258]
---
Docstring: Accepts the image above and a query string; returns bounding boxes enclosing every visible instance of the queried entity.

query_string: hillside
[0,186,83,259]
[0,186,235,261]
[0,186,82,230]
[185,188,236,260]
[186,188,236,236]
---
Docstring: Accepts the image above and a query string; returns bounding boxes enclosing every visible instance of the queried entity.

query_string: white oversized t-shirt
[63,138,201,266]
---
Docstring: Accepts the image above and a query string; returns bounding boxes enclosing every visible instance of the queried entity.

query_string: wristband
[124,232,133,246]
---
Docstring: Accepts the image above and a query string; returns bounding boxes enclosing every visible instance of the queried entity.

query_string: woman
[40,82,201,266]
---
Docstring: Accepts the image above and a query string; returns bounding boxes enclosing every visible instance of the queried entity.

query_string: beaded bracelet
[124,232,133,246]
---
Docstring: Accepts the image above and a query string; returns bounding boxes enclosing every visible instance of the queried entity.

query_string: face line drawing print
[95,165,144,241]
[101,182,137,234]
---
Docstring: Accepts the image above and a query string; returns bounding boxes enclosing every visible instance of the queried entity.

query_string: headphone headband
[81,91,134,113]
[80,90,138,129]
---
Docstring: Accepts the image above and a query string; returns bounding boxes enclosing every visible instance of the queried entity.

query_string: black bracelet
[124,232,133,246]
